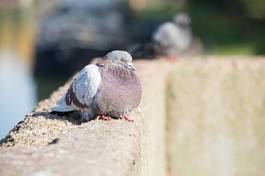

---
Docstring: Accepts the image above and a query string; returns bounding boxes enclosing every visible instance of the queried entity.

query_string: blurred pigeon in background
[152,13,192,58]
[130,13,203,59]
[51,50,142,122]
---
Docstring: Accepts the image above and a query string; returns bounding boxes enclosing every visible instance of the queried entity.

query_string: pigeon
[129,13,193,59]
[51,50,142,122]
[152,13,192,57]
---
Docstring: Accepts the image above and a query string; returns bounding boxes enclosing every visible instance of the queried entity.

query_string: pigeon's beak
[126,62,136,71]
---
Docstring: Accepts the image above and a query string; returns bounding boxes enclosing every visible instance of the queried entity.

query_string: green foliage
[188,3,264,55]
[238,0,265,19]
[211,44,255,55]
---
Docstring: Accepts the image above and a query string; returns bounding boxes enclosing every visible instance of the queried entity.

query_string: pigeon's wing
[71,64,102,107]
[155,23,179,43]
[152,22,181,55]
[51,64,101,112]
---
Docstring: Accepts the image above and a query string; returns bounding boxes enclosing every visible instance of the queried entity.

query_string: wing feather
[51,64,101,112]
[72,64,101,106]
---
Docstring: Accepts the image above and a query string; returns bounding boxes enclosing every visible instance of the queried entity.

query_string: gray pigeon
[152,13,192,57]
[51,50,142,122]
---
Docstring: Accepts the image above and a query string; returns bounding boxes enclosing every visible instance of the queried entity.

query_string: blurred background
[0,0,265,138]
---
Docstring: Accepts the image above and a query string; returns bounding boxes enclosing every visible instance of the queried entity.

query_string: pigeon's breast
[97,67,142,117]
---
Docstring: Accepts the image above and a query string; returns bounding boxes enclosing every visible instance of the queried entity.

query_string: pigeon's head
[106,50,136,71]
[173,13,191,28]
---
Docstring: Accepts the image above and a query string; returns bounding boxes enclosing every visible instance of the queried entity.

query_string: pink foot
[121,114,134,122]
[167,55,177,62]
[96,114,112,121]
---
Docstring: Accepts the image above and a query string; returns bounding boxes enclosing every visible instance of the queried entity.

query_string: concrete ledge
[167,59,265,176]
[2,57,265,176]
[0,60,170,176]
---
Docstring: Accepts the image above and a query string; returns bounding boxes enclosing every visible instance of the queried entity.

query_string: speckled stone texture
[0,60,170,176]
[167,58,265,176]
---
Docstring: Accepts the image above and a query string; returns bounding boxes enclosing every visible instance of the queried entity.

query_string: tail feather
[50,95,76,112]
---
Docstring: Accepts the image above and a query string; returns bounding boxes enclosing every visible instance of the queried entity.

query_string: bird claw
[167,55,177,61]
[96,114,112,121]
[96,114,134,122]
[120,114,134,122]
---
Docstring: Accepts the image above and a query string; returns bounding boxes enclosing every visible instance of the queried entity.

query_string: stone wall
[167,59,265,176]
[1,58,265,176]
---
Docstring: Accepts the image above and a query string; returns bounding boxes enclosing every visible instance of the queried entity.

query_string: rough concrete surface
[0,60,170,176]
[167,58,265,176]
